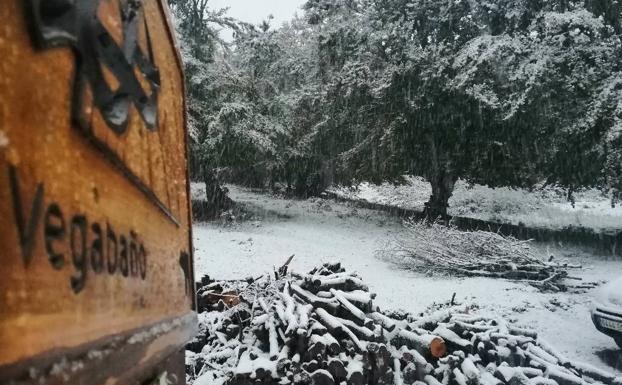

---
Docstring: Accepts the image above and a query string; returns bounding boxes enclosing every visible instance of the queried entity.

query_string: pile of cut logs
[186,263,620,385]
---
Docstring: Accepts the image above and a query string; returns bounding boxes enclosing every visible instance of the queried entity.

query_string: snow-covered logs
[186,263,620,385]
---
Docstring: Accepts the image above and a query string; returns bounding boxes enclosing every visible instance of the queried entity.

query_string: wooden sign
[0,0,196,384]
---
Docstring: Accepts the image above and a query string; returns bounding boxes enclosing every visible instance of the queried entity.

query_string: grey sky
[210,0,307,27]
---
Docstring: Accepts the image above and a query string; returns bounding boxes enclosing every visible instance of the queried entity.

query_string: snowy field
[329,177,622,232]
[193,185,622,375]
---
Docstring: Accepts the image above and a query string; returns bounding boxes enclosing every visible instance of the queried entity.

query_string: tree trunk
[423,134,456,222]
[202,166,232,219]
[424,171,456,222]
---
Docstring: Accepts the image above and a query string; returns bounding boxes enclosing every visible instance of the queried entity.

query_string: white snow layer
[328,176,622,231]
[193,185,622,376]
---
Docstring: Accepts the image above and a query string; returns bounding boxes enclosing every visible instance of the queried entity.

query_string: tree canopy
[170,0,622,217]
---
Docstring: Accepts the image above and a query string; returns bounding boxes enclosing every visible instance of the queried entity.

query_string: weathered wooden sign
[0,0,196,384]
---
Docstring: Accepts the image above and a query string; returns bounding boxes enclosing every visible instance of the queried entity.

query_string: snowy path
[193,185,622,374]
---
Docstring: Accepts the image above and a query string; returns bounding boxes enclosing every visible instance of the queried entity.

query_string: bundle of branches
[384,221,581,292]
[186,262,619,385]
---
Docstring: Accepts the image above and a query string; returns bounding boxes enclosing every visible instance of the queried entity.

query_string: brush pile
[384,221,582,292]
[186,262,619,385]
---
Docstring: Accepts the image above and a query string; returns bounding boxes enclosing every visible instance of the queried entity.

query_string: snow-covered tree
[169,0,622,215]
[168,0,250,211]
[304,0,622,218]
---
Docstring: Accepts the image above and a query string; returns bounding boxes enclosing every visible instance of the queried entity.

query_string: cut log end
[430,337,447,358]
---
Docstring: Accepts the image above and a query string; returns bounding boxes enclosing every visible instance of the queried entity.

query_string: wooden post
[0,0,196,384]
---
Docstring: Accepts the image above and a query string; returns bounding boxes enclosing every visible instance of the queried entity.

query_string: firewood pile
[384,221,583,292]
[186,262,620,385]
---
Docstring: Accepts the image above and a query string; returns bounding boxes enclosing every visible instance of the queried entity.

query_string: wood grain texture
[0,0,195,372]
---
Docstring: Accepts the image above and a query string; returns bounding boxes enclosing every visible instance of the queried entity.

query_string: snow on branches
[383,221,584,292]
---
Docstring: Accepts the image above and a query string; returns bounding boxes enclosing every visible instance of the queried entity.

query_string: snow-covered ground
[328,177,622,232]
[193,185,622,375]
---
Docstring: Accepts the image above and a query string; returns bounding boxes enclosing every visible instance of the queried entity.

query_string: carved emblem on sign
[25,0,160,133]
[22,0,185,226]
